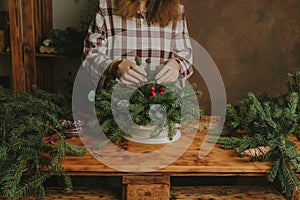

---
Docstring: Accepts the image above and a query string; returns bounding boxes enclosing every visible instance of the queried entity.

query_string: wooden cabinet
[6,0,54,92]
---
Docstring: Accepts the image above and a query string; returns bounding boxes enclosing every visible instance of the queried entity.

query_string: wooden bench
[23,117,296,199]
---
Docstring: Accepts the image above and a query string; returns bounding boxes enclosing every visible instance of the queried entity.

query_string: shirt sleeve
[81,1,114,87]
[173,5,193,82]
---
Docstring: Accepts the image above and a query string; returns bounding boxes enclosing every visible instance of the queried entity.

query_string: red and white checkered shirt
[82,0,193,83]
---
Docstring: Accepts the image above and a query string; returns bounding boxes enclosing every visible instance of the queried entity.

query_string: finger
[157,71,179,84]
[127,69,147,82]
[120,77,136,85]
[155,66,170,80]
[122,73,140,84]
[132,66,147,76]
[156,73,170,84]
[164,71,179,83]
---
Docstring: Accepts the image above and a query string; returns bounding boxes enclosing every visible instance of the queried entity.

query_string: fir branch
[248,92,277,129]
[0,87,86,199]
[2,161,25,198]
[7,173,51,200]
[220,82,300,196]
[280,156,300,196]
[267,158,280,182]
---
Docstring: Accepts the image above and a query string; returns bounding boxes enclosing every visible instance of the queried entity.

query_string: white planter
[123,125,181,144]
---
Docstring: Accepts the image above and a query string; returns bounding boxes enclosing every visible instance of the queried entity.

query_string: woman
[82,0,193,87]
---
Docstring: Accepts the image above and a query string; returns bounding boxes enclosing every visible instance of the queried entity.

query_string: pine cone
[241,146,270,158]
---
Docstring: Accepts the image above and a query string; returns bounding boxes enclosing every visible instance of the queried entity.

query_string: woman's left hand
[155,59,180,84]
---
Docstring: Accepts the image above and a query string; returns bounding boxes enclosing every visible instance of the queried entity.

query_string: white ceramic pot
[123,125,181,144]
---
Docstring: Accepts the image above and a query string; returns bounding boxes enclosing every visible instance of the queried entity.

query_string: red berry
[160,87,165,91]
[160,91,164,95]
[152,92,157,97]
[150,86,155,91]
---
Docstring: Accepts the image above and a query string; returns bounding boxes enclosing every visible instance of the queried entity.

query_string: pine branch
[280,156,300,196]
[8,173,51,200]
[267,158,281,182]
[248,92,277,129]
[219,83,300,197]
[0,87,86,199]
[2,161,25,198]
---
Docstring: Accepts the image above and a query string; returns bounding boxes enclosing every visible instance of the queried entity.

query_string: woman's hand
[110,59,147,85]
[155,59,180,84]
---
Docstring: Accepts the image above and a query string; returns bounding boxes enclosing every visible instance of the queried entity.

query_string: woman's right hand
[110,59,147,85]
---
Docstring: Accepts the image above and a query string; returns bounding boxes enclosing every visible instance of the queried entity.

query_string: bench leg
[122,176,170,200]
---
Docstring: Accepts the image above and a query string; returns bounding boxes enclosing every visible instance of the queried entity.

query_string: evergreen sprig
[219,71,300,196]
[0,87,86,200]
[287,71,300,137]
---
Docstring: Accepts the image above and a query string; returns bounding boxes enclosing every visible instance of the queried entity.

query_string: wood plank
[124,184,169,200]
[34,0,52,47]
[34,0,43,47]
[170,186,285,200]
[123,176,170,184]
[34,0,54,91]
[22,187,120,200]
[41,0,53,36]
[60,117,300,178]
[21,0,37,92]
[35,53,65,58]
[0,51,10,55]
[61,124,274,175]
[8,0,25,91]
[36,58,55,91]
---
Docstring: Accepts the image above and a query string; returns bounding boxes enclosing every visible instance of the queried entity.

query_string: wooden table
[60,117,296,199]
[63,131,272,177]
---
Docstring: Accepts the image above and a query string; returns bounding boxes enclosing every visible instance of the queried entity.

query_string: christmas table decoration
[95,58,203,144]
[59,118,83,138]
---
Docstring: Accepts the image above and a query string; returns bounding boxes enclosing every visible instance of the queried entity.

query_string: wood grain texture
[123,176,170,200]
[125,184,169,200]
[22,187,120,200]
[61,117,280,176]
[170,186,285,200]
[122,176,170,200]
[21,0,37,92]
[33,0,42,48]
[41,0,53,37]
[36,58,55,91]
[0,30,7,52]
[8,0,25,91]
[123,176,170,184]
[59,118,300,199]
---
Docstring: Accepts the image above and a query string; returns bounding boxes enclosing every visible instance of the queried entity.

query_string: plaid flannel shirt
[82,0,193,85]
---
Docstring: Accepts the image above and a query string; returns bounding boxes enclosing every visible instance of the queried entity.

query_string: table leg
[122,175,170,200]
